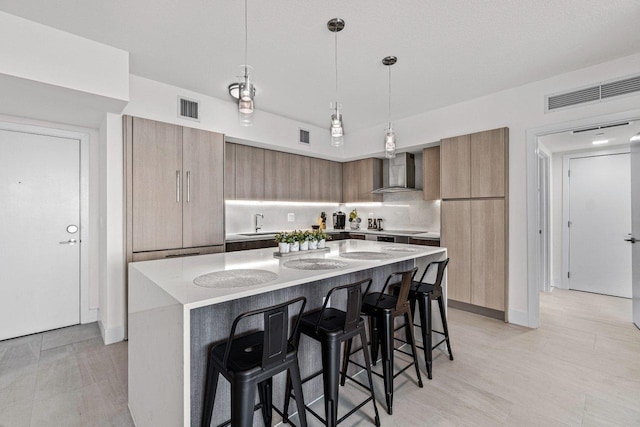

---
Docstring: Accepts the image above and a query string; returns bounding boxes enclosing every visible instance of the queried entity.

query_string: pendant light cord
[388,65,392,127]
[244,0,248,77]
[334,27,339,100]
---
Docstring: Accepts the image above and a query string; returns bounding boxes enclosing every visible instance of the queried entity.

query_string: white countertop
[226,229,440,242]
[130,240,445,310]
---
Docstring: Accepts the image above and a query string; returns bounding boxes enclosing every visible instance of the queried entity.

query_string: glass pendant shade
[330,102,344,147]
[237,66,255,126]
[384,125,396,158]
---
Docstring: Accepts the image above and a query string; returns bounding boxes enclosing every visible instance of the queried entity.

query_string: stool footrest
[300,369,324,385]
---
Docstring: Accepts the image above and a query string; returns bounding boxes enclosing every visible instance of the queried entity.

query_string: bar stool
[283,279,380,427]
[391,259,453,379]
[201,297,308,427]
[342,268,423,415]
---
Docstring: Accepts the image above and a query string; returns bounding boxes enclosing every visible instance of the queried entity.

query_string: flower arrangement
[274,230,332,253]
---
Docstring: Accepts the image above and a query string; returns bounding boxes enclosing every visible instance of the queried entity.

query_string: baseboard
[98,320,125,345]
[507,309,529,327]
[447,300,505,321]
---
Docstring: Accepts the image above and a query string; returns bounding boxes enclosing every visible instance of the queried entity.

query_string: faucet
[255,213,264,233]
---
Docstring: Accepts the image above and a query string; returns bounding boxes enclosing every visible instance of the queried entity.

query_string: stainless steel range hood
[372,152,420,194]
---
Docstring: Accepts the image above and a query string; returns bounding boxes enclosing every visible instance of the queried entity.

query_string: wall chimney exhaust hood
[372,152,420,194]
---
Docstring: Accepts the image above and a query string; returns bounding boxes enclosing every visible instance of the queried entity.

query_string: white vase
[278,242,290,253]
[317,239,326,249]
[309,240,318,250]
[290,241,299,252]
[300,240,309,251]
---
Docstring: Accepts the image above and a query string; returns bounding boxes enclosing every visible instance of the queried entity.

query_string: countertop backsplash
[225,191,440,234]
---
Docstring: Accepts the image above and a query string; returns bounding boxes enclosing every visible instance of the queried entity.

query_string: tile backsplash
[225,191,440,234]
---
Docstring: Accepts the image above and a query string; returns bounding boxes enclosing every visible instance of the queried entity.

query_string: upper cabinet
[440,128,508,199]
[342,158,383,203]
[125,116,225,256]
[422,146,441,201]
[289,154,311,201]
[264,150,291,200]
[224,142,236,200]
[234,144,265,200]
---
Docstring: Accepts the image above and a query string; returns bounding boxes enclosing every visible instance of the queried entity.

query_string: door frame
[0,120,95,324]
[536,147,551,293]
[525,109,640,328]
[562,147,631,290]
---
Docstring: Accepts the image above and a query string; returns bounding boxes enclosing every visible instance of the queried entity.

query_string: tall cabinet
[440,127,508,319]
[125,116,225,263]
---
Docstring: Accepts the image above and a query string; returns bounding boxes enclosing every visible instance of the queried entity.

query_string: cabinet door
[289,154,311,201]
[132,117,183,252]
[309,158,331,202]
[357,158,382,202]
[224,142,236,200]
[342,161,358,202]
[471,199,505,311]
[441,200,471,303]
[423,146,441,201]
[264,150,291,200]
[471,128,507,198]
[235,145,265,200]
[182,127,224,248]
[440,135,470,199]
[329,161,343,202]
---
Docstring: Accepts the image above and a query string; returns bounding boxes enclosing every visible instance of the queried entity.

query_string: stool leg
[437,296,454,361]
[282,372,293,423]
[231,380,256,427]
[289,361,308,427]
[368,316,379,366]
[404,309,424,388]
[359,328,381,427]
[380,313,394,415]
[417,294,433,379]
[257,378,273,426]
[321,340,341,427]
[340,338,352,387]
[201,363,219,427]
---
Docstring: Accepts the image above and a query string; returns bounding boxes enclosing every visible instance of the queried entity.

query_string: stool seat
[300,307,362,337]
[211,331,296,373]
[362,292,398,311]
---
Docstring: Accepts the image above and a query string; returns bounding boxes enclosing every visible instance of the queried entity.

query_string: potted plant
[316,230,329,248]
[308,231,318,250]
[348,209,361,230]
[299,230,310,251]
[289,231,299,252]
[274,232,290,254]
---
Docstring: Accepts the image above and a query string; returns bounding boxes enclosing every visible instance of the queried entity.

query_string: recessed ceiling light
[592,139,609,145]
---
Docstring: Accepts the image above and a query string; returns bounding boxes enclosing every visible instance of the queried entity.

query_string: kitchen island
[128,240,447,427]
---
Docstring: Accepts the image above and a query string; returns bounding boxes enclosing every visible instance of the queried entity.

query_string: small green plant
[274,232,288,243]
[349,209,358,222]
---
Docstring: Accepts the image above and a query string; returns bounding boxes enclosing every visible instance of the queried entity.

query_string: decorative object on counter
[315,230,330,248]
[382,246,418,252]
[327,18,345,147]
[193,269,278,288]
[289,232,299,252]
[275,232,290,254]
[368,217,384,230]
[348,209,361,230]
[311,225,320,230]
[299,230,310,251]
[228,0,256,126]
[319,211,327,229]
[339,251,395,260]
[382,56,398,158]
[333,211,346,229]
[281,257,345,269]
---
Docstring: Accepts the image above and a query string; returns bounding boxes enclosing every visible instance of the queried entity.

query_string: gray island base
[128,240,447,427]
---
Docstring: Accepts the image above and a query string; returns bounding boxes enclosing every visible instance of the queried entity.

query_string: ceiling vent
[178,96,199,121]
[299,129,310,145]
[545,73,640,112]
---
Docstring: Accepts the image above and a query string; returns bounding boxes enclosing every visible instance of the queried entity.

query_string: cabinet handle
[186,171,191,203]
[176,171,181,203]
[165,252,200,258]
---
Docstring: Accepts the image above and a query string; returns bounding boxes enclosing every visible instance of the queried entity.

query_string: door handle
[59,239,77,245]
[176,171,181,203]
[624,237,637,243]
[186,171,191,203]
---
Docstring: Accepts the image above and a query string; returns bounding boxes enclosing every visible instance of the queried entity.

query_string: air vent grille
[299,129,310,145]
[178,97,199,121]
[546,73,640,112]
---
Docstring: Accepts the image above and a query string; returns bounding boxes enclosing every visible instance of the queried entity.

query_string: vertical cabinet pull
[176,170,181,202]
[187,171,191,203]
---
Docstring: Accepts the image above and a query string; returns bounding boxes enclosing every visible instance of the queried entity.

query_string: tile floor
[1,289,639,426]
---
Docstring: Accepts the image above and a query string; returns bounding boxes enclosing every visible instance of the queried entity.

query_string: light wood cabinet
[235,145,265,200]
[289,154,311,201]
[422,146,441,201]
[342,158,383,203]
[329,161,343,202]
[224,142,236,200]
[470,128,507,198]
[125,116,225,259]
[441,200,472,303]
[264,150,290,200]
[440,134,471,199]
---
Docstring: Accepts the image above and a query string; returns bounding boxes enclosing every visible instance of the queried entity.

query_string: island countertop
[130,240,446,310]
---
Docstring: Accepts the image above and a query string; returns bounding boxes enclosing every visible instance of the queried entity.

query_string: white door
[631,136,640,327]
[0,129,80,340]
[568,153,632,298]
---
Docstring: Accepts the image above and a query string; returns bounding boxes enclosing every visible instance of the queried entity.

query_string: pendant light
[383,56,397,158]
[228,0,255,126]
[631,132,640,142]
[328,18,345,147]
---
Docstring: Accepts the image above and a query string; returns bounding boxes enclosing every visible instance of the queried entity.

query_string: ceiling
[539,120,640,153]
[1,0,639,131]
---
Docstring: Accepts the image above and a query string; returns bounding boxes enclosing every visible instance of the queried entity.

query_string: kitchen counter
[128,241,447,426]
[226,228,440,242]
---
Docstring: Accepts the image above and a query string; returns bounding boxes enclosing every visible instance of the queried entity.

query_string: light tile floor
[1,289,639,426]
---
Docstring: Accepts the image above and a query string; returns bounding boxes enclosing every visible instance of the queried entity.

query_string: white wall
[346,53,640,324]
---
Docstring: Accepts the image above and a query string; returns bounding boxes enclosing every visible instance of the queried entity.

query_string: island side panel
[190,260,413,427]
[129,266,186,427]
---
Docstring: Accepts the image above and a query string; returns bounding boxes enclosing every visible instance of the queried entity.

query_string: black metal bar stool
[201,297,308,427]
[283,279,380,427]
[341,268,423,415]
[391,259,453,379]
